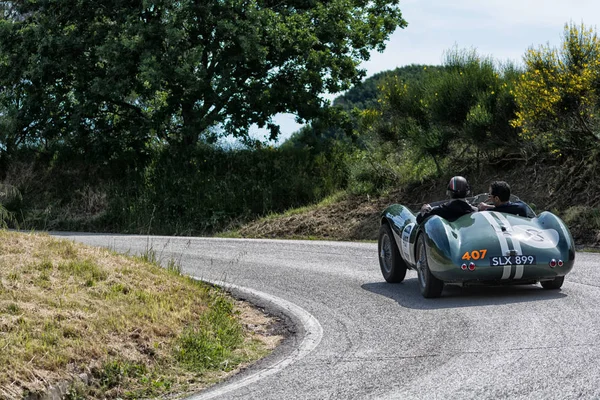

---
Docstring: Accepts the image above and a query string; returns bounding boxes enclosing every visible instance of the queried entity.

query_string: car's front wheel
[416,235,444,298]
[540,276,565,289]
[378,224,407,283]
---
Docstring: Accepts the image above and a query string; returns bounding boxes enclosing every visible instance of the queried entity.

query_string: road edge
[185,278,323,400]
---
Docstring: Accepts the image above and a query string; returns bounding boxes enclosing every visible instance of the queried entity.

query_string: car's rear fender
[381,204,418,267]
[535,211,576,270]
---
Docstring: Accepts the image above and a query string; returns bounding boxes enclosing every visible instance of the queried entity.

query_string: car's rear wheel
[416,234,444,298]
[540,276,565,289]
[378,224,407,283]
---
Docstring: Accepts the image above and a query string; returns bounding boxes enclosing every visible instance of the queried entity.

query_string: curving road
[54,233,600,399]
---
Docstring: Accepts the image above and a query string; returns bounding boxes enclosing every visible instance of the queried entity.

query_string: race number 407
[461,250,487,260]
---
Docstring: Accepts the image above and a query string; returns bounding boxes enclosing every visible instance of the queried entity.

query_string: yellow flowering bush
[512,23,600,153]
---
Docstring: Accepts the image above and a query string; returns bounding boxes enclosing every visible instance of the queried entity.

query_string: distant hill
[333,64,444,111]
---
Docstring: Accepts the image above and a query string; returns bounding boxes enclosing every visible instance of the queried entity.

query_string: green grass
[0,230,282,399]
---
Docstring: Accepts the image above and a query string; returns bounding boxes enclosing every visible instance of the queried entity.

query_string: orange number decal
[462,250,488,261]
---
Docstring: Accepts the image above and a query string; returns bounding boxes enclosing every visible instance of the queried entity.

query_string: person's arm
[416,204,433,224]
[420,204,432,214]
[478,202,493,211]
[417,202,455,223]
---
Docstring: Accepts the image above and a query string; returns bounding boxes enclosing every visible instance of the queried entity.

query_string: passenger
[416,176,477,224]
[477,180,529,217]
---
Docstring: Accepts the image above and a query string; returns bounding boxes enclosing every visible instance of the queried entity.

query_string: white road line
[186,279,323,400]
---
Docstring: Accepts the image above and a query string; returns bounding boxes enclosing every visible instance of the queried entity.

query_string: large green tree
[0,0,407,156]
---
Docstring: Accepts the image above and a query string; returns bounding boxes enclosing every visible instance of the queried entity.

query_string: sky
[247,0,600,144]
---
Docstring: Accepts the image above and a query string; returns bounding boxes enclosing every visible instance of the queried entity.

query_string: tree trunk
[181,102,197,147]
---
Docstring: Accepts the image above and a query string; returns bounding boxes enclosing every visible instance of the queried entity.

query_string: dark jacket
[490,201,530,217]
[416,199,476,224]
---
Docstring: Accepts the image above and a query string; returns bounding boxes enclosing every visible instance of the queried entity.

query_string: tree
[511,22,600,154]
[370,49,520,175]
[0,0,407,154]
[438,47,521,157]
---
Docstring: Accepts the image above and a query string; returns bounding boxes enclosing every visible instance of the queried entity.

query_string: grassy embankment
[227,161,600,247]
[0,230,282,399]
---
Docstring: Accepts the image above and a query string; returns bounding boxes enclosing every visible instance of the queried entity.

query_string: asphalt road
[53,233,600,400]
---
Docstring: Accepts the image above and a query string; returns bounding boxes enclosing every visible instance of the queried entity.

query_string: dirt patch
[235,300,286,351]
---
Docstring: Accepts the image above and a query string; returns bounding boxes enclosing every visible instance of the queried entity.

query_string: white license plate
[490,255,536,266]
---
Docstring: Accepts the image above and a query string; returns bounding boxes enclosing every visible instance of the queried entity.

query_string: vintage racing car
[378,194,575,298]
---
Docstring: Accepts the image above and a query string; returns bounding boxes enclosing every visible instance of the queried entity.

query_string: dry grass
[236,193,385,241]
[0,231,284,399]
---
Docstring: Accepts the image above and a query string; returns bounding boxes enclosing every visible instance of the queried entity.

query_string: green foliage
[175,293,244,371]
[347,141,437,195]
[561,205,600,243]
[6,127,350,234]
[367,48,521,177]
[99,140,348,234]
[0,183,19,228]
[8,19,600,240]
[512,22,600,154]
[428,48,521,155]
[0,204,13,229]
[0,0,406,234]
[87,360,174,399]
[98,361,148,389]
[6,303,20,315]
[333,65,434,111]
[0,0,407,152]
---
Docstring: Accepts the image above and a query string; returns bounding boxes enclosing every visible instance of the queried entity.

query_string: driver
[477,181,529,217]
[417,176,477,224]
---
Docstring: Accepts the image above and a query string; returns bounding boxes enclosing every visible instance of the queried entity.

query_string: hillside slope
[237,161,600,246]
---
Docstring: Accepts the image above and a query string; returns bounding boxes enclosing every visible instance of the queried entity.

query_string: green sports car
[378,194,575,298]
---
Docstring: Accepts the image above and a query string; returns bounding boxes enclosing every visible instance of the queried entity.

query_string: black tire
[541,276,565,289]
[378,224,407,283]
[416,234,444,298]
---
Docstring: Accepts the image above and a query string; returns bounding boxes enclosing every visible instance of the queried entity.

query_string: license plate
[490,255,536,266]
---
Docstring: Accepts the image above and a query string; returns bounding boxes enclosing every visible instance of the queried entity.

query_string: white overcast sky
[249,0,600,143]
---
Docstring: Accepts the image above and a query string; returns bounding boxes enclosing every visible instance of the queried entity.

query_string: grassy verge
[217,191,350,239]
[0,230,283,399]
